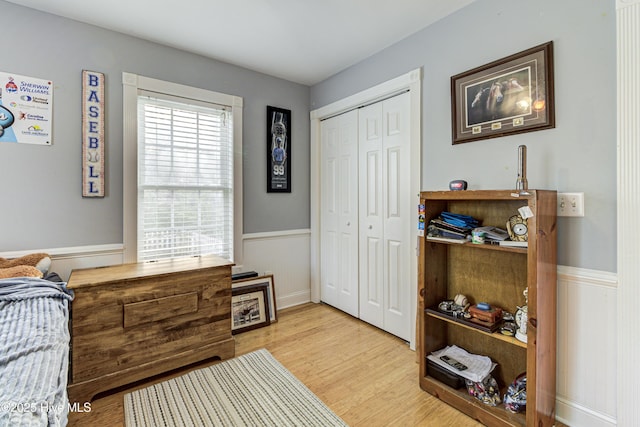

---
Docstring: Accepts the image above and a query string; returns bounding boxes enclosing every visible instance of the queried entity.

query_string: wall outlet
[557,192,585,217]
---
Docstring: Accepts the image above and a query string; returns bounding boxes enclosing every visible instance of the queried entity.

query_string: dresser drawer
[123,291,199,328]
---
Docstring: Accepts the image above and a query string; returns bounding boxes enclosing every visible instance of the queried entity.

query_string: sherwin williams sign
[0,71,53,145]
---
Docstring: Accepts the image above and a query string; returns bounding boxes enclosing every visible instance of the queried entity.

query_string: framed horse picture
[451,41,555,145]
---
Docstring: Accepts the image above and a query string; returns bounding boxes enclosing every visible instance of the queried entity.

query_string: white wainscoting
[241,229,311,310]
[0,244,125,281]
[556,266,618,427]
[1,241,618,425]
[1,230,311,312]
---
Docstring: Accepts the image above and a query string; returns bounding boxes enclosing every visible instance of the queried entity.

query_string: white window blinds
[137,93,234,262]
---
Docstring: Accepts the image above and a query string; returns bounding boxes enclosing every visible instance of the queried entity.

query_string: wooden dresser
[66,255,235,402]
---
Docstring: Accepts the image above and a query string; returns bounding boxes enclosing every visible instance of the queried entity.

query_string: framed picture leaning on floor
[231,283,271,334]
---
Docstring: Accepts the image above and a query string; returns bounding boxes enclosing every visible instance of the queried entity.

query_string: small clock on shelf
[507,214,528,242]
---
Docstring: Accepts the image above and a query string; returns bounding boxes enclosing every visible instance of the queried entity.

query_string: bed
[0,276,74,427]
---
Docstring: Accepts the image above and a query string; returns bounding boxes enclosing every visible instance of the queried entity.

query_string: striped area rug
[124,349,348,427]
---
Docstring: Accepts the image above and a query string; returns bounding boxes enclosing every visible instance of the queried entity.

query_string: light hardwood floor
[68,302,482,426]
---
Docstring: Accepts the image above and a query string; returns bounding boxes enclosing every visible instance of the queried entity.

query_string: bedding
[0,277,74,427]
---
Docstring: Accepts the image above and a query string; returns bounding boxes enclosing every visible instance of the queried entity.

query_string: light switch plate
[557,192,585,217]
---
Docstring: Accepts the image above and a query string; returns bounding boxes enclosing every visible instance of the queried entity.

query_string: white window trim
[123,72,243,264]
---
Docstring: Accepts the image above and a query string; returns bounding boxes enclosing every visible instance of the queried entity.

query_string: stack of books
[473,226,509,242]
[473,226,527,248]
[426,212,479,243]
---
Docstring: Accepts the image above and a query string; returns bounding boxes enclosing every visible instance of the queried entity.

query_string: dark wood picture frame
[266,106,291,192]
[451,41,555,145]
[232,274,277,323]
[231,283,271,334]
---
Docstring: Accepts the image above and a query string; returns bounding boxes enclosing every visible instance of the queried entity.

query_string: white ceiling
[7,0,474,85]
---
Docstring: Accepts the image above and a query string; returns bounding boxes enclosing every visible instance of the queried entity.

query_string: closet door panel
[321,121,339,307]
[337,110,359,316]
[358,102,384,325]
[320,110,359,317]
[382,93,411,341]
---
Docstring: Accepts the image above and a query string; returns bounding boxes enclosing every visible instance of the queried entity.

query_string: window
[123,73,243,264]
[137,94,233,261]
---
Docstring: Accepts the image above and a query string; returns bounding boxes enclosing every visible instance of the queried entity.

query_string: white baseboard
[556,396,617,427]
[277,289,312,310]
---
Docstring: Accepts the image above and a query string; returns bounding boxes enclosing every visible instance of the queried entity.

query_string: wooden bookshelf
[417,190,557,426]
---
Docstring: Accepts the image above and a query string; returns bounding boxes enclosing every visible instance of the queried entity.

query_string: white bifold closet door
[320,92,411,341]
[320,109,360,317]
[358,92,411,341]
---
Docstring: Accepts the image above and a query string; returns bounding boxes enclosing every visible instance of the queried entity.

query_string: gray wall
[0,1,310,252]
[310,0,616,272]
[1,0,617,273]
